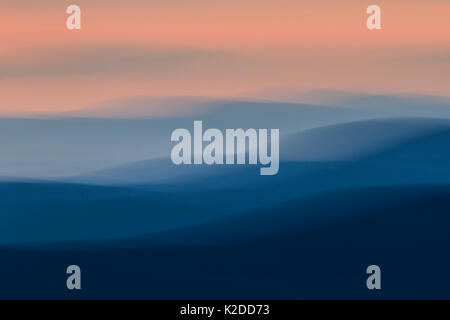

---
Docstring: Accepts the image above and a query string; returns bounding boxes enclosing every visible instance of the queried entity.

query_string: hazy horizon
[1,0,449,115]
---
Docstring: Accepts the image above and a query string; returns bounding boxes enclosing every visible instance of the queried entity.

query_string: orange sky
[1,0,449,113]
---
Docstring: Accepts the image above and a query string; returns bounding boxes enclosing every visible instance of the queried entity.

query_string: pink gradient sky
[1,0,449,114]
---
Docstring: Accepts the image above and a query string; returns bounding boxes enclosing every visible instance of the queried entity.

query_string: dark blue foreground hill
[1,185,449,299]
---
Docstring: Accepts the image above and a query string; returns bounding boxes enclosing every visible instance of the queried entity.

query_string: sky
[0,0,449,114]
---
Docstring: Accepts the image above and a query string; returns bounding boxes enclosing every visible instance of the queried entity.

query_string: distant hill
[281,117,450,161]
[3,92,450,179]
[251,88,450,111]
[0,99,353,178]
[70,117,450,189]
